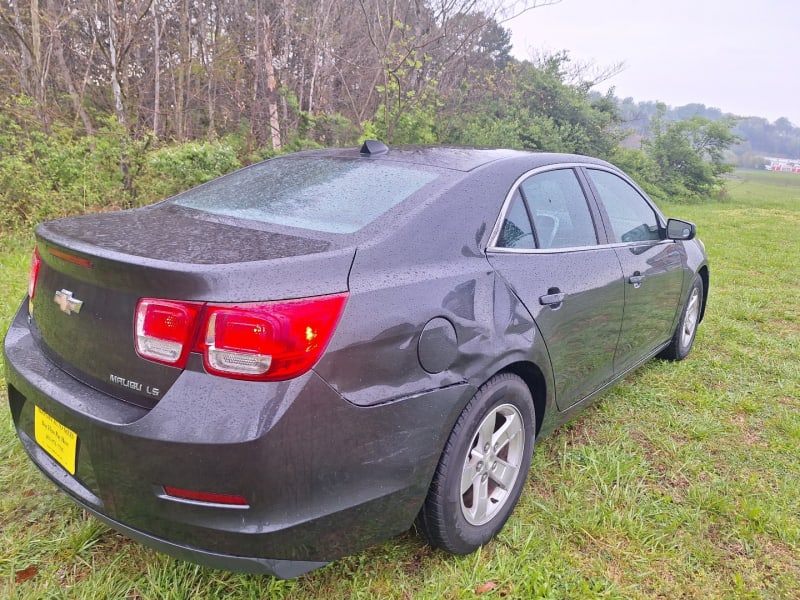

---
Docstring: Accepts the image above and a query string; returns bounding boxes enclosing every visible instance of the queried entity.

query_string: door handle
[539,289,565,307]
[628,273,645,287]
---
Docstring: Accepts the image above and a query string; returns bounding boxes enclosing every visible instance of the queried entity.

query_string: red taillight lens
[135,299,203,367]
[134,293,348,381]
[202,310,275,376]
[198,293,348,381]
[28,248,41,300]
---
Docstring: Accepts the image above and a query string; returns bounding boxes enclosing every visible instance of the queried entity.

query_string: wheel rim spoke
[460,457,480,495]
[491,413,519,452]
[477,416,496,451]
[490,456,518,490]
[471,474,490,522]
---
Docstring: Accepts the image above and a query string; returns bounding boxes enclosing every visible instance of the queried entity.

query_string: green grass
[2,170,799,598]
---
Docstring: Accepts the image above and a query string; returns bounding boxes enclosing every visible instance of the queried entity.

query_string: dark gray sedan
[4,142,708,578]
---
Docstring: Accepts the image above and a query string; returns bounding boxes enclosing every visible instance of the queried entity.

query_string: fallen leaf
[475,580,498,594]
[15,566,38,584]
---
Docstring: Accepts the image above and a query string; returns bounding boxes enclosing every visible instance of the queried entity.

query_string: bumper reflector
[163,486,249,507]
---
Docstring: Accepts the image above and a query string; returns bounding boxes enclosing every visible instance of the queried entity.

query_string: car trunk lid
[30,205,354,408]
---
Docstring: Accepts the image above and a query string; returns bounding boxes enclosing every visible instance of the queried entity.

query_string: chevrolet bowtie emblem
[54,289,83,315]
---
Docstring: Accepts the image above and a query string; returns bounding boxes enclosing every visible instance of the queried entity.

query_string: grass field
[1,170,798,599]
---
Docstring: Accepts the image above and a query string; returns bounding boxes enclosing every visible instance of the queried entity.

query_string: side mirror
[666,218,696,241]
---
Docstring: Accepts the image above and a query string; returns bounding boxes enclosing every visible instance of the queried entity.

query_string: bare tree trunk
[46,0,94,135]
[102,0,131,200]
[308,48,318,116]
[307,0,334,116]
[78,21,98,132]
[8,1,32,94]
[297,57,306,116]
[30,0,41,80]
[202,2,220,140]
[26,0,51,130]
[263,15,281,151]
[151,0,161,139]
[106,0,125,126]
[251,0,263,145]
[175,0,189,141]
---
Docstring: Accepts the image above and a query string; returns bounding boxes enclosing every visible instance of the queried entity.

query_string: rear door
[583,168,685,373]
[487,167,624,411]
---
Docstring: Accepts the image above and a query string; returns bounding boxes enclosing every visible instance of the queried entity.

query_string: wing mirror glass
[666,218,696,241]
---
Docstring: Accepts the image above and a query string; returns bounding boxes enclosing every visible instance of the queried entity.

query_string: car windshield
[172,157,439,234]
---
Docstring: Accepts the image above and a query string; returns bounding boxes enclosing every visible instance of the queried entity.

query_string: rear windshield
[172,157,439,234]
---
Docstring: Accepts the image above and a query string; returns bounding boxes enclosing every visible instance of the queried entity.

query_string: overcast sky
[506,0,800,125]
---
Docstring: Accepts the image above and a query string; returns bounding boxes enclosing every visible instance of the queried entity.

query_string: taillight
[28,248,41,300]
[135,299,203,367]
[198,294,348,381]
[133,293,348,381]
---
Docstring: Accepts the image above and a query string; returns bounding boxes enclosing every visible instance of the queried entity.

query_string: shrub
[143,141,241,202]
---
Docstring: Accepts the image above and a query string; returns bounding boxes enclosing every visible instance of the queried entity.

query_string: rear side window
[173,157,439,234]
[519,169,598,249]
[586,169,661,243]
[498,190,535,249]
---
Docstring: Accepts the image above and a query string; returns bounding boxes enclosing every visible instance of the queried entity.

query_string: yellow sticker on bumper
[34,405,78,475]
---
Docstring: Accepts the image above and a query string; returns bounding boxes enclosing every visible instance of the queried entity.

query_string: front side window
[519,169,598,249]
[173,157,439,234]
[587,169,661,243]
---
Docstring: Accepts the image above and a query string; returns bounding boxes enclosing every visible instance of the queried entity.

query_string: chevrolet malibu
[4,141,708,578]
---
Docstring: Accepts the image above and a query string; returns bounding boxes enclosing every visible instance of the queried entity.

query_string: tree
[643,105,740,199]
[441,51,623,157]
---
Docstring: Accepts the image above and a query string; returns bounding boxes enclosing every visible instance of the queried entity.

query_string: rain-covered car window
[520,169,598,249]
[172,157,439,234]
[498,190,535,249]
[586,169,661,243]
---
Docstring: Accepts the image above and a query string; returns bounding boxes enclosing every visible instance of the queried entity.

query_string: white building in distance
[764,157,800,173]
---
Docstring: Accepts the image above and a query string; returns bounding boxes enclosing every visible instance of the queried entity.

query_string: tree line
[617,99,800,166]
[1,0,741,233]
[2,0,549,145]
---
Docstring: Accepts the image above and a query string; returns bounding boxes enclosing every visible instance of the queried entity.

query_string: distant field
[1,170,798,599]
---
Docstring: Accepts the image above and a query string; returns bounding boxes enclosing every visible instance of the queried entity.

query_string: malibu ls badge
[54,289,83,315]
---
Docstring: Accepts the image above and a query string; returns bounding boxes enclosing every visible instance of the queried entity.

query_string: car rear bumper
[4,303,471,575]
[16,422,327,578]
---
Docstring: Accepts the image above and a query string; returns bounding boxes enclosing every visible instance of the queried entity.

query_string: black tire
[416,372,535,554]
[659,273,704,361]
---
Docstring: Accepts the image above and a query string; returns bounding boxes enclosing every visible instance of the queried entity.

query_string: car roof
[288,144,610,173]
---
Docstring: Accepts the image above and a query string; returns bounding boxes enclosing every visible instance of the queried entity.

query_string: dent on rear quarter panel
[314,260,488,406]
